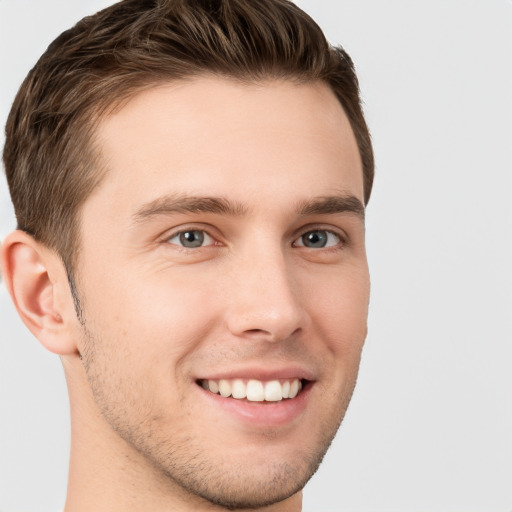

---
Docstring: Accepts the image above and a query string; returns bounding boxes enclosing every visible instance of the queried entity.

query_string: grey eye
[168,230,213,248]
[295,230,340,248]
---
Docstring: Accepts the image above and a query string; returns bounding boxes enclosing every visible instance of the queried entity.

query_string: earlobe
[1,230,78,355]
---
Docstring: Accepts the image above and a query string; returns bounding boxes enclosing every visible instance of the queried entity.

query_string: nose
[224,245,305,343]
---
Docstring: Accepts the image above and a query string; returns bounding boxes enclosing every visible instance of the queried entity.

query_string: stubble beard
[78,319,357,510]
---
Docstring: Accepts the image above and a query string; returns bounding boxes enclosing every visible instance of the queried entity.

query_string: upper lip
[196,365,317,382]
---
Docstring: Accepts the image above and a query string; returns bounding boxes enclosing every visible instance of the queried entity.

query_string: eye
[167,229,214,248]
[294,229,341,249]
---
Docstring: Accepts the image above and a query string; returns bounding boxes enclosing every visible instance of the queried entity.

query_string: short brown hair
[3,0,374,273]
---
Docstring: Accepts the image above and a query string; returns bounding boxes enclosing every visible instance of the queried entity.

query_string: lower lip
[197,383,312,428]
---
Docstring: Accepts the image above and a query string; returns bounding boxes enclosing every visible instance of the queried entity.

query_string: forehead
[86,76,364,219]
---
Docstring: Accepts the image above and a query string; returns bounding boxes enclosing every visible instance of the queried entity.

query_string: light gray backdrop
[1,1,511,511]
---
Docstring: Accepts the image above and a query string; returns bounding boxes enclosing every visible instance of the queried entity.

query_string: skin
[1,76,369,512]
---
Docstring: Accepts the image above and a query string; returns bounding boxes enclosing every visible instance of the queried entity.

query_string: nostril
[241,327,302,343]
[246,329,268,335]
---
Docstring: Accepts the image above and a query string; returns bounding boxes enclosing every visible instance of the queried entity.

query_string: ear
[1,230,79,355]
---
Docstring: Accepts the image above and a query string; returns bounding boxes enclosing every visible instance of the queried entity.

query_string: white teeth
[281,380,290,399]
[246,380,265,401]
[264,380,283,401]
[218,379,231,397]
[288,379,300,399]
[201,378,304,402]
[231,379,247,399]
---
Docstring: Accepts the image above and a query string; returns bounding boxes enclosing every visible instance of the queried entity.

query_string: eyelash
[292,229,343,249]
[163,225,347,251]
[166,229,216,249]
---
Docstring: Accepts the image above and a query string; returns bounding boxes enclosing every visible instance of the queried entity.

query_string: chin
[138,421,336,510]
[161,458,319,510]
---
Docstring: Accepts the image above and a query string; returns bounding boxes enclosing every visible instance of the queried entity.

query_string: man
[1,0,374,510]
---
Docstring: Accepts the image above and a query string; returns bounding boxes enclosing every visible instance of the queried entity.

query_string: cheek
[76,256,231,428]
[80,267,224,369]
[77,272,223,425]
[305,265,369,357]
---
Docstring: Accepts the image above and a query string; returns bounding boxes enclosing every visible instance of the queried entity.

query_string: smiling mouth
[197,378,308,402]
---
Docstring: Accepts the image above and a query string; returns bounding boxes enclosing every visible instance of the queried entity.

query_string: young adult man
[1,0,374,510]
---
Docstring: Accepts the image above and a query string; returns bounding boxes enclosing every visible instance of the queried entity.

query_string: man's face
[73,76,369,508]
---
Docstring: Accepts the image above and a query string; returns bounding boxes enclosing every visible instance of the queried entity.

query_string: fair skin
[1,76,369,512]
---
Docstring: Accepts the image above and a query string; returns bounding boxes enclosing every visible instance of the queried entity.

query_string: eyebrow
[132,193,365,224]
[296,195,365,220]
[132,194,248,223]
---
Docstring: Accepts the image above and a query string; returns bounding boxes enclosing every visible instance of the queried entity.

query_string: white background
[1,1,511,511]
